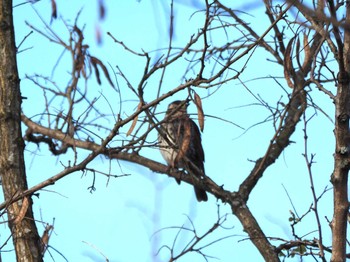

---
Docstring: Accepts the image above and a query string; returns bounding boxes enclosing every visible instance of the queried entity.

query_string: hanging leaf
[126,102,142,136]
[302,33,311,71]
[95,24,103,45]
[98,0,106,20]
[13,197,29,225]
[283,37,295,89]
[194,92,204,131]
[40,224,54,255]
[295,36,302,70]
[89,55,115,87]
[50,0,57,23]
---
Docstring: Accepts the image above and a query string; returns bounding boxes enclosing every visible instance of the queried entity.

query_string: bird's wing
[189,118,205,163]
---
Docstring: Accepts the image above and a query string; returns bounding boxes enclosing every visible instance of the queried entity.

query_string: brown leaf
[51,0,57,22]
[175,118,191,164]
[194,92,204,132]
[302,33,311,71]
[90,57,101,85]
[126,102,142,136]
[283,37,295,89]
[41,224,54,254]
[95,24,103,45]
[98,0,106,20]
[13,197,29,225]
[89,56,114,87]
[295,36,302,70]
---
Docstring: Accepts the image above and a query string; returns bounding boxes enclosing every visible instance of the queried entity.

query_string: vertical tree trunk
[330,5,350,259]
[331,75,349,261]
[0,1,43,261]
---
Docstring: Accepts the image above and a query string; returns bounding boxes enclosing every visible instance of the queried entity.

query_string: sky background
[0,0,340,261]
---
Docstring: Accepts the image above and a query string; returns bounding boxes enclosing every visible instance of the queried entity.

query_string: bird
[158,100,208,202]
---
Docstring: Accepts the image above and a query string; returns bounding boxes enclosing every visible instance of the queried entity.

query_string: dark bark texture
[0,1,43,261]
[330,3,350,261]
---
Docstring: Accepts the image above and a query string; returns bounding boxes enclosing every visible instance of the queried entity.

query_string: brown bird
[158,100,208,202]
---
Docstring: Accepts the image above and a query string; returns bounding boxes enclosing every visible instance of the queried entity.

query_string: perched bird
[158,100,208,202]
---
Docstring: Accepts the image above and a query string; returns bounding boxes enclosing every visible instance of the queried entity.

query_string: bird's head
[166,100,189,118]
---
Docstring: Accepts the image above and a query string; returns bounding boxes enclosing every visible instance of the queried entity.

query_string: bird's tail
[194,187,208,202]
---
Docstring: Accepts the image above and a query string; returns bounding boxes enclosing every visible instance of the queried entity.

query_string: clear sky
[0,0,338,261]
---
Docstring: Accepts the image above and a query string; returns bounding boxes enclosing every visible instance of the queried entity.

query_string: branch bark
[0,1,43,261]
[330,1,350,260]
[328,1,350,262]
[331,60,350,262]
[18,114,283,261]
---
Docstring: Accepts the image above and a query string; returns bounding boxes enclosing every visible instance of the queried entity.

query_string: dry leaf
[90,56,115,87]
[41,224,54,254]
[95,24,103,45]
[283,37,295,89]
[51,0,57,23]
[13,197,29,225]
[98,0,106,20]
[295,36,302,70]
[126,102,142,136]
[302,33,310,71]
[194,93,204,131]
[90,57,101,85]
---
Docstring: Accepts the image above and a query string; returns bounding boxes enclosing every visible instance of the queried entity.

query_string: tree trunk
[330,3,350,261]
[0,1,43,261]
[331,74,350,262]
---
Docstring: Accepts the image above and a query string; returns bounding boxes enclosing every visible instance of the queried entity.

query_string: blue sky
[0,0,339,261]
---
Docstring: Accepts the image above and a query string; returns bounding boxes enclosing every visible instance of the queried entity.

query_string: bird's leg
[170,161,182,184]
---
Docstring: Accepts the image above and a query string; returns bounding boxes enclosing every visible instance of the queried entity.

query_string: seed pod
[194,92,204,131]
[126,102,142,136]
